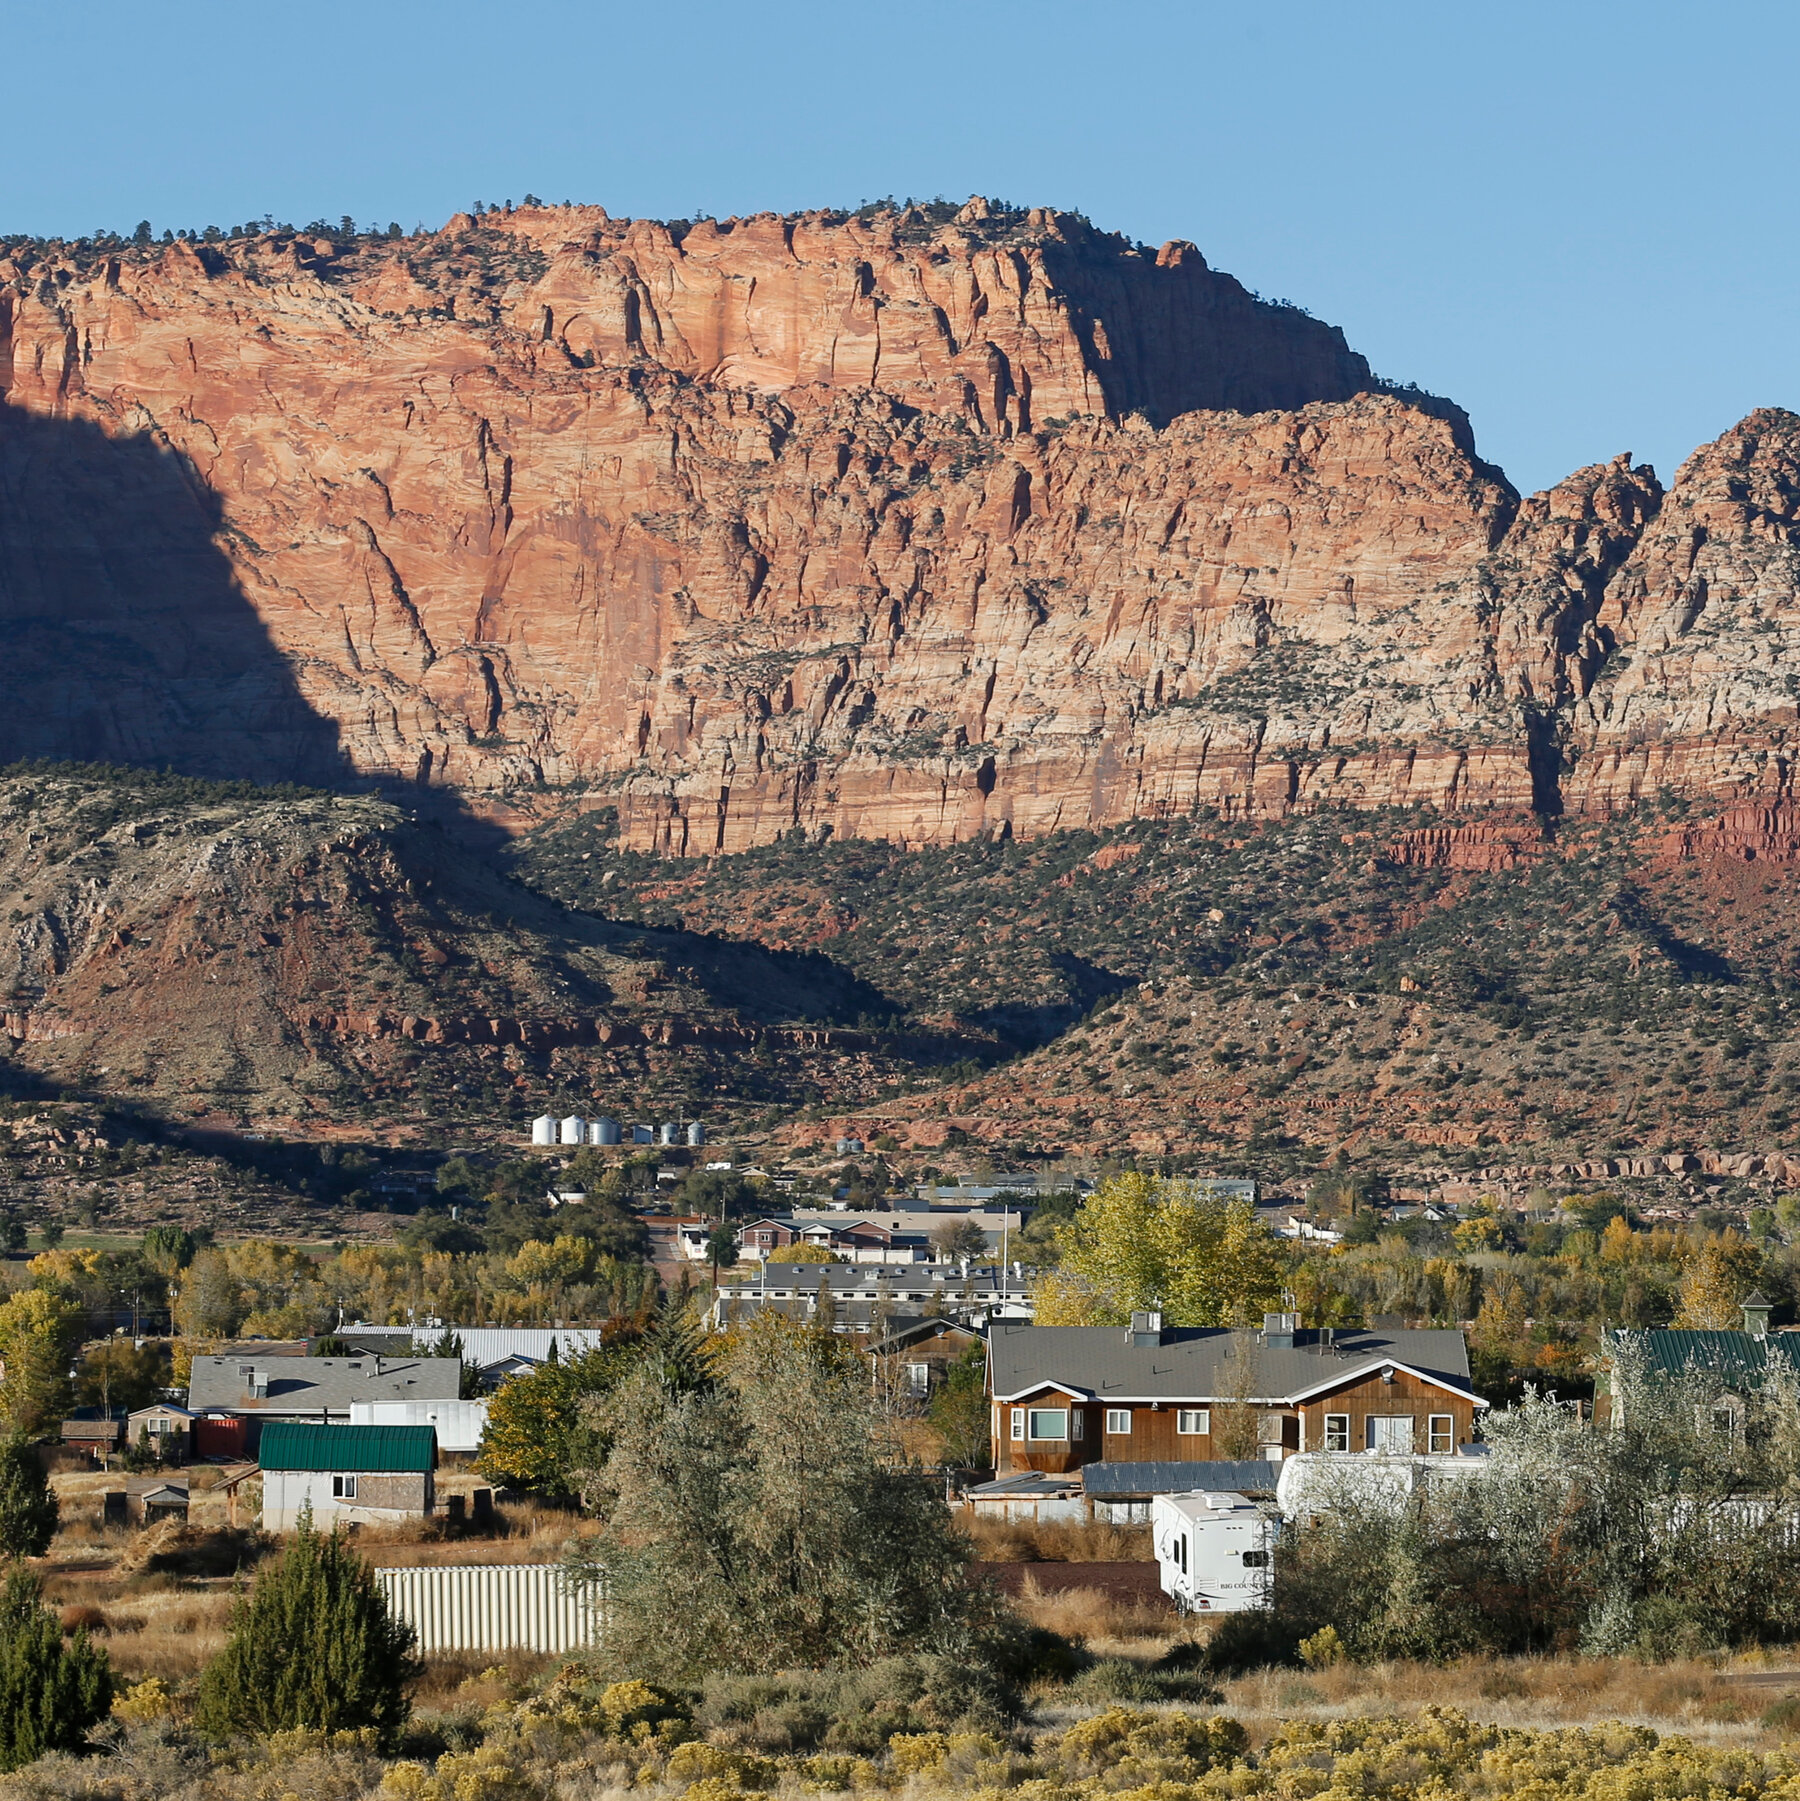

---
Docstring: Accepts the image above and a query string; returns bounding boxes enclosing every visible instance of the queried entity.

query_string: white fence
[375,1563,603,1654]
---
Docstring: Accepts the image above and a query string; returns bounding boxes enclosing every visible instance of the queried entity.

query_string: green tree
[76,1339,167,1415]
[0,1439,57,1557]
[570,1317,995,1680]
[927,1344,991,1469]
[195,1515,415,1746]
[1034,1173,1288,1327]
[0,1566,111,1769]
[930,1218,989,1261]
[475,1344,638,1499]
[0,1290,82,1437]
[141,1225,197,1277]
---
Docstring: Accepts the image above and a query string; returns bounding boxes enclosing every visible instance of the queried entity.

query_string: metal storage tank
[589,1118,621,1146]
[632,1124,655,1145]
[659,1122,679,1146]
[530,1115,557,1147]
[687,1121,706,1146]
[559,1116,585,1146]
[374,1563,603,1654]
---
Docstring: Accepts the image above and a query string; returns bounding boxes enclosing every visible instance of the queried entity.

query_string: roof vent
[1264,1311,1298,1350]
[1129,1309,1164,1347]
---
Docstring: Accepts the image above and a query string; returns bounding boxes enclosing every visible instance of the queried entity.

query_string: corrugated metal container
[350,1399,490,1454]
[631,1124,654,1144]
[590,1117,621,1145]
[375,1563,603,1654]
[559,1115,585,1145]
[658,1122,679,1145]
[686,1121,706,1146]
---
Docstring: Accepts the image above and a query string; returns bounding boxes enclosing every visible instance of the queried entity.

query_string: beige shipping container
[375,1563,603,1654]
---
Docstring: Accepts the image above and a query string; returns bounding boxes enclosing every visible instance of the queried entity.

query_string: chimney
[1128,1309,1164,1347]
[1264,1312,1298,1349]
[1742,1291,1773,1339]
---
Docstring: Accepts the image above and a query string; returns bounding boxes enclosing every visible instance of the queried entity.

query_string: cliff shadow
[0,404,346,783]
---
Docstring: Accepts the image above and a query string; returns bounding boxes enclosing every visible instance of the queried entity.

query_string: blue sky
[3,0,1793,495]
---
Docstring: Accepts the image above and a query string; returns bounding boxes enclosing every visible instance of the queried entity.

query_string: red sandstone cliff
[3,200,1799,850]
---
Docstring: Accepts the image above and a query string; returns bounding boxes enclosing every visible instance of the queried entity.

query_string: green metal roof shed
[258,1423,437,1473]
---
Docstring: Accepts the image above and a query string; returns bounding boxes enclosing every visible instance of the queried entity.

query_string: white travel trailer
[1275,1450,1491,1526]
[1151,1490,1278,1613]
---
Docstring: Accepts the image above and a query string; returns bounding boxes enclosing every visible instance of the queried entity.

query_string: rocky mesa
[4,199,1800,852]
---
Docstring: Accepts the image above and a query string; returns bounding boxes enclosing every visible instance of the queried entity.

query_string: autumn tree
[1675,1235,1765,1330]
[1033,1173,1287,1327]
[0,1290,82,1437]
[475,1341,640,1499]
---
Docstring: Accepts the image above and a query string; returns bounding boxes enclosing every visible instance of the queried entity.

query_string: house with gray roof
[988,1310,1485,1477]
[186,1352,461,1453]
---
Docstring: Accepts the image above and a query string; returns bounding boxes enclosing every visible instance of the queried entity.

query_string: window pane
[1027,1409,1068,1440]
[1324,1413,1350,1452]
[1177,1409,1210,1434]
[1105,1409,1131,1434]
[1428,1414,1453,1454]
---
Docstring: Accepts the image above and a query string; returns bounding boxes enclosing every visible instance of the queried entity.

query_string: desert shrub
[196,1515,416,1746]
[573,1319,1008,1682]
[1252,1357,1800,1666]
[0,1566,113,1770]
[0,1438,57,1558]
[693,1653,1012,1753]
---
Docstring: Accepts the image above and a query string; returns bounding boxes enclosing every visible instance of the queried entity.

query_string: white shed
[350,1399,490,1455]
[1152,1491,1278,1613]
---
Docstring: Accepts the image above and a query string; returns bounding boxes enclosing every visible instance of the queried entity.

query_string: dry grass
[1011,1572,1180,1653]
[964,1518,1152,1563]
[1212,1650,1800,1747]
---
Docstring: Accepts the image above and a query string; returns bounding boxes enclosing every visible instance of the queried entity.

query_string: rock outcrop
[5,202,1800,851]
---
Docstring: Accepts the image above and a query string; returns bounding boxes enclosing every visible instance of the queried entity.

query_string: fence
[374,1562,603,1654]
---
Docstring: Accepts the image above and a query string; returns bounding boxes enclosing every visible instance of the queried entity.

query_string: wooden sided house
[988,1311,1486,1474]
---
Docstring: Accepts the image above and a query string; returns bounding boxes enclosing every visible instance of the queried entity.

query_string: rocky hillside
[514,799,1800,1194]
[0,765,984,1133]
[9,199,1800,856]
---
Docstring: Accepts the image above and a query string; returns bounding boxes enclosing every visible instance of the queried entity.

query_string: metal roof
[1081,1459,1280,1497]
[187,1354,462,1413]
[344,1328,610,1368]
[987,1323,1479,1406]
[1617,1329,1800,1384]
[259,1423,437,1472]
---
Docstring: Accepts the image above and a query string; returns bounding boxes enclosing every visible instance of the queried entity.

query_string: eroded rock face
[4,203,1800,850]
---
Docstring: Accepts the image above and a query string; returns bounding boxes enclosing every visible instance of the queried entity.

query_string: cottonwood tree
[0,1290,82,1437]
[1033,1173,1286,1327]
[569,1315,995,1680]
[196,1515,415,1745]
[475,1341,639,1499]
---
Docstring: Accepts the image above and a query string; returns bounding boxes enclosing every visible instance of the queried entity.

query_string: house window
[1027,1409,1068,1441]
[1323,1413,1350,1452]
[1105,1408,1132,1435]
[1010,1407,1025,1441]
[1176,1408,1210,1435]
[331,1475,358,1500]
[1428,1414,1454,1454]
[1367,1415,1415,1453]
[904,1363,930,1395]
[1071,1410,1085,1440]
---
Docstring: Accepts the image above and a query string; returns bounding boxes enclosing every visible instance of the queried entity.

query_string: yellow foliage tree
[0,1288,82,1436]
[504,1235,600,1288]
[766,1244,841,1265]
[1033,1173,1287,1327]
[1599,1215,1637,1264]
[1675,1235,1765,1330]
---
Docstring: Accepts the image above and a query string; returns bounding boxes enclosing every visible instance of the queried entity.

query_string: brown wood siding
[994,1368,1477,1474]
[1296,1370,1476,1454]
